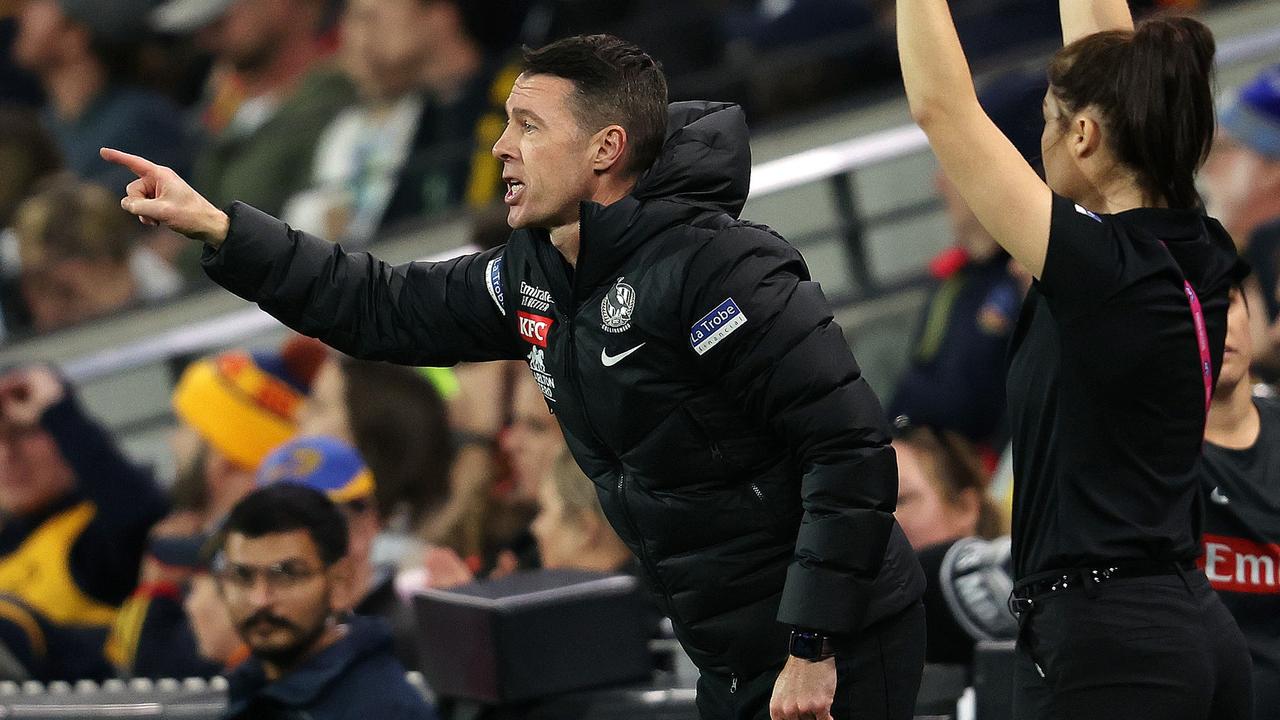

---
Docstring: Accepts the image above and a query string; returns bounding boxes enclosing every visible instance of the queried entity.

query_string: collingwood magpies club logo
[601,278,636,333]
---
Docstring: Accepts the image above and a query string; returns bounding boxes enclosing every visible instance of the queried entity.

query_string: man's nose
[493,125,517,162]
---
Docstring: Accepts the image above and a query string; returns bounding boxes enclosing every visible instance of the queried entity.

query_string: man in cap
[11,0,190,190]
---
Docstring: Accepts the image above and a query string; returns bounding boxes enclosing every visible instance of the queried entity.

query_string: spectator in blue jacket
[214,483,436,720]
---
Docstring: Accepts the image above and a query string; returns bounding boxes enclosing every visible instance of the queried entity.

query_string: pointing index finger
[99,147,158,178]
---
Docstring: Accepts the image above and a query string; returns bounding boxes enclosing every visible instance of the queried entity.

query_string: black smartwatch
[788,627,836,661]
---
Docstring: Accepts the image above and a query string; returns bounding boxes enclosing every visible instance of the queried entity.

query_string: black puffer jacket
[204,101,924,676]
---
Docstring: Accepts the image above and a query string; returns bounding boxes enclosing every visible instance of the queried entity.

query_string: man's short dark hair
[216,484,349,565]
[521,34,669,176]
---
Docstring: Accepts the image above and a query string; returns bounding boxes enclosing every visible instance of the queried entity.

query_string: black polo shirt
[1199,395,1280,711]
[1007,193,1240,579]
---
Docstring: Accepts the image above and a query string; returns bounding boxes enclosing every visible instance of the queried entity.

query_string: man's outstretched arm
[102,148,523,366]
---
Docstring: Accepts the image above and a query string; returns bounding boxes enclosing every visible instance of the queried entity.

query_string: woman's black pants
[1013,570,1252,720]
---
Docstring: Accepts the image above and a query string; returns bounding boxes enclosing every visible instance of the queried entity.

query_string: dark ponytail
[1048,16,1216,209]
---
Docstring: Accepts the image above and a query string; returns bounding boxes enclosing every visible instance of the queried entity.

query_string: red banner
[1200,534,1280,594]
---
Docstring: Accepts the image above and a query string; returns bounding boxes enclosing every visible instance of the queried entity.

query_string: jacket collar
[223,615,393,716]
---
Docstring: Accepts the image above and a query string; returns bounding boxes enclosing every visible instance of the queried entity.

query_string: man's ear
[591,125,628,174]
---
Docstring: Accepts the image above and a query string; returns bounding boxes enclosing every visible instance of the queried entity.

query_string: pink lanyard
[1182,279,1213,418]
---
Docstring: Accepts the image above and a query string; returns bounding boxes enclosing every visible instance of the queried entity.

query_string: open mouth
[504,179,525,204]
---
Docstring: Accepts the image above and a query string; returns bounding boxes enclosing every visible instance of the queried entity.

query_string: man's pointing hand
[100,147,230,248]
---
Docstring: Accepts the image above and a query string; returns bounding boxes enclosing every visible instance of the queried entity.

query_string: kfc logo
[518,311,554,348]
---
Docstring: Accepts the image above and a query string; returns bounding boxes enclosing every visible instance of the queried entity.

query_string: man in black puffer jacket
[104,34,925,720]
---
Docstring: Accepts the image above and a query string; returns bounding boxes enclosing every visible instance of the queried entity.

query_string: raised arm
[102,148,525,366]
[1061,0,1134,45]
[897,0,1053,278]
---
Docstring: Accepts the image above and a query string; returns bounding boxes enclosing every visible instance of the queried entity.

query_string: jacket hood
[565,101,752,295]
[633,101,752,217]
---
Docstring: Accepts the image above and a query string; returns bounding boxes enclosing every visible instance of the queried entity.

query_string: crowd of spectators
[0,0,1214,343]
[0,0,1274,716]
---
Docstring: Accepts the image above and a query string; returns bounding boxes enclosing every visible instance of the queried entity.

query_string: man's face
[340,0,432,100]
[492,74,598,231]
[212,0,292,74]
[0,424,75,516]
[216,530,338,667]
[12,0,71,72]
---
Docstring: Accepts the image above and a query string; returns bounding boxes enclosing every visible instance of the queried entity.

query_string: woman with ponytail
[899,1,1252,718]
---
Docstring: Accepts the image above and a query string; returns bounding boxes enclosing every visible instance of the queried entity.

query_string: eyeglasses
[212,559,324,594]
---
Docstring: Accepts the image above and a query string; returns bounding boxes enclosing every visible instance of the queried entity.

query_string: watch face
[789,631,825,660]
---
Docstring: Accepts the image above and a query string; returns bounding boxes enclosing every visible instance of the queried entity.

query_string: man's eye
[523,122,536,132]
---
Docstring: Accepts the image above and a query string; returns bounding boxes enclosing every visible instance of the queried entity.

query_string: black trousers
[695,602,926,720]
[1013,570,1252,720]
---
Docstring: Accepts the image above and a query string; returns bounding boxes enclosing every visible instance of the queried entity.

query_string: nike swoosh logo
[1210,487,1230,505]
[601,343,646,367]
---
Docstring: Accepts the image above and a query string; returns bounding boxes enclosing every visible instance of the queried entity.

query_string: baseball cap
[171,336,328,472]
[256,436,376,505]
[1219,64,1280,161]
[58,0,161,43]
[150,0,236,34]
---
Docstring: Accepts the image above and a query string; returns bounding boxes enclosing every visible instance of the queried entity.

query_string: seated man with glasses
[211,483,436,720]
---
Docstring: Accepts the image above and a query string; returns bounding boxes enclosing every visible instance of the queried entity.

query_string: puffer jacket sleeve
[679,224,898,636]
[202,202,524,366]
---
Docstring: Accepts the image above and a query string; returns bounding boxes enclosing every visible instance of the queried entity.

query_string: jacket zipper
[749,482,765,504]
[565,312,680,627]
[615,470,677,617]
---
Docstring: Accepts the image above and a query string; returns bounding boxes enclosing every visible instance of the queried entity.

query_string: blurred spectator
[420,371,553,587]
[1202,65,1280,376]
[0,366,168,680]
[258,436,421,669]
[0,1,43,106]
[893,425,1002,551]
[169,340,327,525]
[214,484,437,719]
[0,107,62,337]
[11,0,191,192]
[10,176,182,336]
[1198,281,1280,715]
[107,338,326,678]
[297,355,453,536]
[894,424,1010,667]
[888,70,1045,447]
[156,0,355,220]
[284,0,507,244]
[0,107,62,230]
[531,450,630,573]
